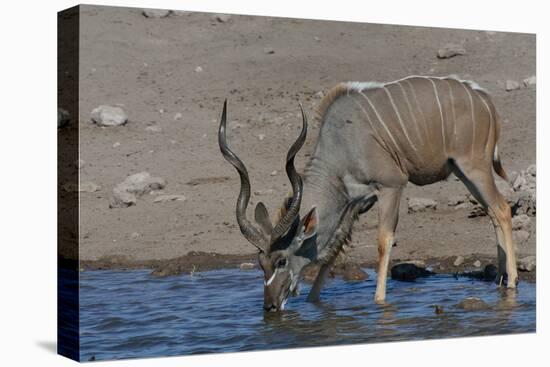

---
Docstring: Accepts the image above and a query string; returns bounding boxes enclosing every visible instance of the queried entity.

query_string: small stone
[153,194,186,203]
[63,182,101,193]
[270,170,278,176]
[407,197,437,213]
[517,256,536,272]
[75,159,85,169]
[173,112,183,121]
[58,108,70,128]
[212,14,231,23]
[505,80,521,91]
[473,260,482,268]
[434,305,444,314]
[512,214,531,231]
[341,263,368,281]
[195,66,203,73]
[313,36,321,42]
[110,172,166,208]
[526,164,536,177]
[91,105,128,127]
[258,133,266,141]
[456,297,490,311]
[239,262,256,271]
[437,43,466,59]
[453,255,465,267]
[263,47,275,54]
[113,142,121,148]
[314,91,324,99]
[142,9,172,18]
[130,232,140,239]
[513,230,530,244]
[523,75,536,87]
[448,195,466,207]
[229,122,244,130]
[145,125,162,133]
[254,189,274,196]
[391,263,433,281]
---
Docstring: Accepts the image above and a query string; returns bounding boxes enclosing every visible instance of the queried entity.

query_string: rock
[270,170,278,176]
[258,133,266,141]
[130,232,140,239]
[75,159,85,169]
[463,264,498,281]
[473,260,482,268]
[142,9,172,18]
[456,297,490,311]
[512,214,531,231]
[58,108,70,128]
[173,112,183,121]
[468,205,487,218]
[314,91,324,99]
[523,75,536,87]
[195,66,203,73]
[453,255,465,267]
[254,189,274,196]
[153,194,186,203]
[505,80,521,91]
[263,47,275,54]
[110,172,166,208]
[90,105,128,127]
[239,262,256,271]
[447,195,466,207]
[526,164,536,177]
[62,182,101,193]
[434,305,444,314]
[437,43,466,59]
[145,125,162,133]
[517,256,536,272]
[513,229,530,244]
[514,190,536,216]
[390,263,433,281]
[212,14,231,23]
[407,197,437,213]
[340,263,368,281]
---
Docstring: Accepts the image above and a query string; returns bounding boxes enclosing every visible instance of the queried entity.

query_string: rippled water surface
[79,268,535,361]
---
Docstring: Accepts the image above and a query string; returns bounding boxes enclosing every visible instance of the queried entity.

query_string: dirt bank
[68,6,536,273]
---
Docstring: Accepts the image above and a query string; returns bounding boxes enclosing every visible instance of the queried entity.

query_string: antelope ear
[301,207,318,240]
[255,202,273,235]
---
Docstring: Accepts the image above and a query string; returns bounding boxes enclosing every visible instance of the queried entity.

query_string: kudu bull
[218,75,517,312]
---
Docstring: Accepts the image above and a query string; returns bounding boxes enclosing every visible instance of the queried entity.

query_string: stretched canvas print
[58,4,536,362]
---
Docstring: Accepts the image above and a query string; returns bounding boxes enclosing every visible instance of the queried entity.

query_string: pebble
[258,133,266,141]
[453,255,465,267]
[270,170,278,176]
[142,9,172,18]
[195,66,203,73]
[390,263,433,281]
[513,229,530,244]
[173,112,183,121]
[153,194,186,203]
[523,75,536,87]
[63,182,101,193]
[91,105,128,126]
[263,47,275,54]
[407,197,437,213]
[145,125,162,133]
[437,43,466,58]
[113,142,121,148]
[456,297,490,311]
[517,256,536,272]
[473,260,482,268]
[212,14,231,23]
[110,172,166,208]
[512,214,531,231]
[505,80,520,91]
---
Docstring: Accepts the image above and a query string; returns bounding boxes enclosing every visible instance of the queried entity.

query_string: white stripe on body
[383,87,418,152]
[428,78,447,154]
[459,82,477,160]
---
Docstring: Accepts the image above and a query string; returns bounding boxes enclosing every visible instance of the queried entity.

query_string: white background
[0,0,546,366]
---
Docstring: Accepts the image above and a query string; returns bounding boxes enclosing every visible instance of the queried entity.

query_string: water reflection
[78,268,535,361]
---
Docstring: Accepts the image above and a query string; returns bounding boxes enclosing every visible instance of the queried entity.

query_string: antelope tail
[493,144,509,183]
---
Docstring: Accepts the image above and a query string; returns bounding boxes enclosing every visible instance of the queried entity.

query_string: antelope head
[218,100,318,312]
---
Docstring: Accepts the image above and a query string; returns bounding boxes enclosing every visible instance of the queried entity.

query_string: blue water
[79,268,535,361]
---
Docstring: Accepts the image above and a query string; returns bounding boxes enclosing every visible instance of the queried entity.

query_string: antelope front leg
[374,187,403,304]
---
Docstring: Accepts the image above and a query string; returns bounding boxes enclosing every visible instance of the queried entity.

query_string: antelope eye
[276,258,287,268]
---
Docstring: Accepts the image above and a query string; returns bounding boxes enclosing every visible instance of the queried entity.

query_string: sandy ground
[69,5,535,270]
